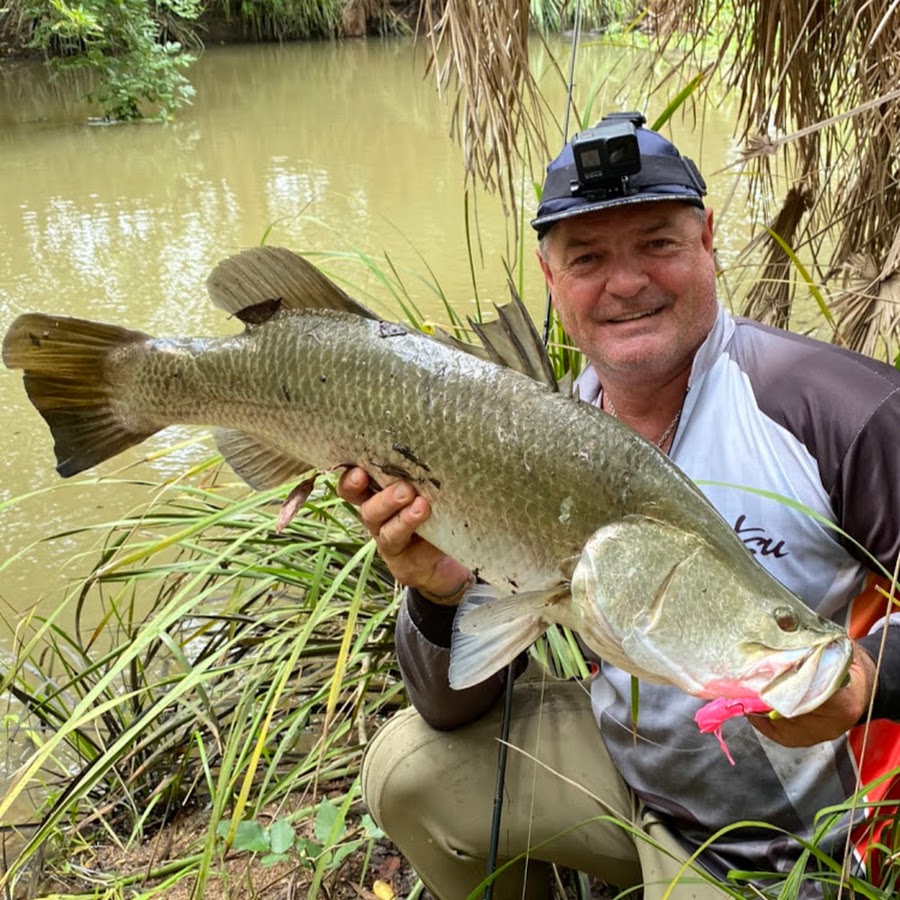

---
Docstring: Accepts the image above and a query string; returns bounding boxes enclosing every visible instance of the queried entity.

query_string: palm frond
[740,186,813,329]
[645,0,900,356]
[418,0,552,246]
[831,242,900,362]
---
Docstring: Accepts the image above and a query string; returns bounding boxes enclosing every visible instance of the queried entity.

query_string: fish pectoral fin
[214,428,316,491]
[206,247,378,322]
[448,584,566,690]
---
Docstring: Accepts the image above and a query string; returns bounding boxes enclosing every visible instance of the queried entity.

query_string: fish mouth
[757,635,853,717]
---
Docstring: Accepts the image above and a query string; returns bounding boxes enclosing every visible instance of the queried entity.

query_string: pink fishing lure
[694,697,772,765]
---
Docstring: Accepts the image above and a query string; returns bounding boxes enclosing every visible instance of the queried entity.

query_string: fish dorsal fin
[469,288,558,390]
[426,290,561,388]
[206,246,378,321]
[214,427,316,490]
[207,247,562,390]
[427,328,495,363]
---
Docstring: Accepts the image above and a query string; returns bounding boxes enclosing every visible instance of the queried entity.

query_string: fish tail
[448,585,564,690]
[2,313,157,477]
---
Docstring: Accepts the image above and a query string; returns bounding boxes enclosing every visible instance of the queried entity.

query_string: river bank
[53,791,611,899]
[0,1,418,63]
[52,789,425,900]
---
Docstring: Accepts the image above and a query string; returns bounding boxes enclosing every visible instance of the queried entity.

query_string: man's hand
[749,642,878,747]
[336,467,473,605]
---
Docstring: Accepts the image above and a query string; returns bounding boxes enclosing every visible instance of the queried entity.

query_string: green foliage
[529,0,627,33]
[0,463,401,894]
[22,0,199,120]
[219,789,383,882]
[220,0,345,41]
[1,0,417,121]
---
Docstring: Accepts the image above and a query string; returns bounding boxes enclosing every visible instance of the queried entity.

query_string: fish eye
[774,607,799,632]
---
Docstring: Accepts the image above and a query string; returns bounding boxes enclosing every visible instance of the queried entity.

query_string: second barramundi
[2,247,852,721]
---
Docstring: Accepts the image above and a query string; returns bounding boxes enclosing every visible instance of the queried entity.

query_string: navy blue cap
[531,115,707,236]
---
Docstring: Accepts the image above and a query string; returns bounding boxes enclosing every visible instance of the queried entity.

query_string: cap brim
[531,192,705,235]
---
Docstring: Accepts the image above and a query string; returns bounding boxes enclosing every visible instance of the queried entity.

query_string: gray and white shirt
[576,306,900,887]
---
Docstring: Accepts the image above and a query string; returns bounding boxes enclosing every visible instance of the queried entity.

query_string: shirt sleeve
[831,386,900,572]
[394,589,509,730]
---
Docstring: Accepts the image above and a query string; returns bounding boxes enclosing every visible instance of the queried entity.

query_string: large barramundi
[2,247,852,724]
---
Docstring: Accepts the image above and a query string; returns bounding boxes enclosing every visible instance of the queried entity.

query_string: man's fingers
[336,469,470,597]
[336,467,373,505]
[375,495,430,557]
[336,470,429,547]
[342,477,427,544]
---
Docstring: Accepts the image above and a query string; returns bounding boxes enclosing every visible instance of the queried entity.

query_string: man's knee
[362,706,435,831]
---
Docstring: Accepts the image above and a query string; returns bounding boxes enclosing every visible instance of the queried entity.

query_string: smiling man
[338,114,900,899]
[538,201,717,451]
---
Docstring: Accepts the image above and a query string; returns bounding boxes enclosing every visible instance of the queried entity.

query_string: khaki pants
[362,678,731,900]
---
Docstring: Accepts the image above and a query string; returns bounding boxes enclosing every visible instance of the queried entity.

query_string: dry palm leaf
[646,0,900,354]
[831,234,900,363]
[417,0,552,243]
[741,186,813,328]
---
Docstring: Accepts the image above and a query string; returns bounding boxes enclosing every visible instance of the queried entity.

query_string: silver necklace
[604,393,682,450]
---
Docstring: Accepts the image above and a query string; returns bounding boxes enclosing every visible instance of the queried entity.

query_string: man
[338,114,900,899]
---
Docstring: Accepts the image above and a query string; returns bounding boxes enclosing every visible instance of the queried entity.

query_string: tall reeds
[0,467,400,896]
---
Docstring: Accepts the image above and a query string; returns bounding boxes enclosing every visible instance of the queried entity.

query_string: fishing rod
[541,3,582,346]
[483,4,583,897]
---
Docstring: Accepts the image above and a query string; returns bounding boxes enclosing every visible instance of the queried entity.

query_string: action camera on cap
[530,111,707,235]
[571,112,645,193]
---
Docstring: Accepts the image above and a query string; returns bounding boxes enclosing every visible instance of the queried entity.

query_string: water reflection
[0,40,519,331]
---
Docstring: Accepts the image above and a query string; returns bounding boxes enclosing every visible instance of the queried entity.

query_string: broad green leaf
[230,820,269,854]
[268,818,296,855]
[314,796,342,844]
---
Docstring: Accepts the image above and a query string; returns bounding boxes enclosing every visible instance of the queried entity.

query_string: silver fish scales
[3,246,852,720]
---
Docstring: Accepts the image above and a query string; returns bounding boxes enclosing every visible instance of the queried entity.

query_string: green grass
[0,461,401,896]
[218,0,344,41]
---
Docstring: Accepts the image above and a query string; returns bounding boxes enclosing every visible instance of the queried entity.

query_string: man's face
[538,202,718,385]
